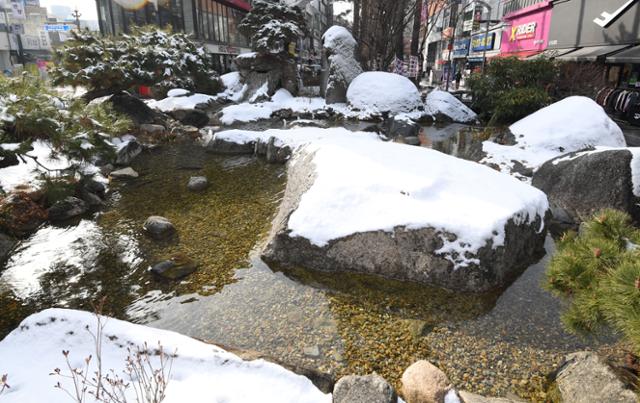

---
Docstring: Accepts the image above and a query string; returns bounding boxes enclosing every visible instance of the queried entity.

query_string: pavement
[615,118,640,146]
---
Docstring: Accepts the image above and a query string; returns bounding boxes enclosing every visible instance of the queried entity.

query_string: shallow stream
[0,127,610,401]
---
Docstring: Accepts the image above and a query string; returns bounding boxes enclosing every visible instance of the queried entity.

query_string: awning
[528,48,579,59]
[495,50,543,59]
[556,44,631,62]
[606,45,640,63]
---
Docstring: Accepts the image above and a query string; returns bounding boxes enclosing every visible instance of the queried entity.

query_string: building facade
[499,0,552,58]
[0,0,51,72]
[95,0,253,72]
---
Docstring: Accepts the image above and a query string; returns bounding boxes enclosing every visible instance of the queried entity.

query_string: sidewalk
[614,118,640,146]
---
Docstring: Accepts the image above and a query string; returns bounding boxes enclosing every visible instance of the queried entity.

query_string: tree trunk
[411,0,423,56]
[353,0,361,39]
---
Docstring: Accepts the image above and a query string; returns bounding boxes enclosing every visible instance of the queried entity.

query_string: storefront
[452,37,470,74]
[546,0,640,125]
[499,0,552,59]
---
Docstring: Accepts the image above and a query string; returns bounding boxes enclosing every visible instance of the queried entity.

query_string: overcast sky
[39,0,98,20]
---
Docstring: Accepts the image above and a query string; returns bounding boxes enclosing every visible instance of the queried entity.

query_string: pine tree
[51,27,221,99]
[238,0,307,56]
[546,209,640,353]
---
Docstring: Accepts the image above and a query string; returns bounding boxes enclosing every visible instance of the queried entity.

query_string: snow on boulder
[167,88,190,97]
[481,96,626,180]
[147,93,216,113]
[260,132,550,292]
[425,90,477,123]
[347,72,422,115]
[0,309,330,403]
[322,26,363,104]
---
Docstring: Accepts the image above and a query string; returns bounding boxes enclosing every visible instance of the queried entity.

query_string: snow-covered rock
[218,89,326,125]
[219,129,553,292]
[532,147,640,224]
[0,309,330,403]
[481,96,625,181]
[322,26,363,104]
[347,72,422,115]
[167,88,190,97]
[147,93,216,113]
[425,90,477,123]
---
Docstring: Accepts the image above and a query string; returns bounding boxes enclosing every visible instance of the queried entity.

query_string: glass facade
[97,0,249,48]
[195,0,248,47]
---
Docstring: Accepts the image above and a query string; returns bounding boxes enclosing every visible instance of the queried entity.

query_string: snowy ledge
[206,127,549,287]
[0,309,329,403]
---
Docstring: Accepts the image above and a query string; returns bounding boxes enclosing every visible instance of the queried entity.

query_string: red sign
[219,0,251,12]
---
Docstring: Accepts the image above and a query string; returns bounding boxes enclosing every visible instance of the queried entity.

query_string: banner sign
[44,24,72,32]
[471,32,496,51]
[452,38,470,58]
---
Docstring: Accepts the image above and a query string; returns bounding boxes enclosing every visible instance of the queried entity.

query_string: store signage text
[471,33,495,51]
[509,21,537,41]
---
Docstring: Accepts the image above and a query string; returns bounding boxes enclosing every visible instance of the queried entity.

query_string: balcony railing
[502,0,546,16]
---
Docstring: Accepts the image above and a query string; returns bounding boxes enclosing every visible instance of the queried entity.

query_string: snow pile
[213,126,381,149]
[0,309,330,403]
[147,91,216,113]
[347,72,423,114]
[0,141,73,191]
[482,96,626,180]
[425,90,477,123]
[215,127,548,267]
[219,89,326,125]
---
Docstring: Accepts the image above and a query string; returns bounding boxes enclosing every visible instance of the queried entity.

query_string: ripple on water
[0,141,614,402]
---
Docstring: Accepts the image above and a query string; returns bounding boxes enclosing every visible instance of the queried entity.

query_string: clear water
[0,130,609,401]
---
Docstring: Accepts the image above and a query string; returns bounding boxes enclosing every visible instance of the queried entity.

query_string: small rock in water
[333,374,397,403]
[111,167,139,179]
[401,360,452,403]
[143,216,175,240]
[150,253,197,280]
[140,124,166,136]
[47,197,88,222]
[115,140,143,165]
[0,233,17,262]
[303,345,320,358]
[187,176,209,192]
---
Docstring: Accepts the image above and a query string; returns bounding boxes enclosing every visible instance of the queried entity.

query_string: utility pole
[72,8,81,30]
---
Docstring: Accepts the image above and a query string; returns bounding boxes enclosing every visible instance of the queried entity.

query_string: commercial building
[95,0,253,72]
[0,0,52,72]
[499,0,552,58]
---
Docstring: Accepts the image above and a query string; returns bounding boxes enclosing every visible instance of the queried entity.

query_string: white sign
[10,0,25,20]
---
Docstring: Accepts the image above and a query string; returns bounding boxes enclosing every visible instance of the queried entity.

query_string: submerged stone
[333,374,397,403]
[143,215,175,240]
[47,197,88,222]
[187,176,209,192]
[150,254,197,280]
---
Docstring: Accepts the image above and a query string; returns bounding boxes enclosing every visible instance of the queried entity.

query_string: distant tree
[238,0,307,56]
[51,27,221,99]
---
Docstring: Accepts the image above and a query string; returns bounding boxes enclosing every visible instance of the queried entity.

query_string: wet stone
[304,345,321,358]
[150,254,198,280]
[143,216,176,240]
[111,167,139,179]
[187,176,209,192]
[47,197,88,222]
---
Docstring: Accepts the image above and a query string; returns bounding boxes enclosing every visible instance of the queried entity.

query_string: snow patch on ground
[347,72,423,114]
[425,90,477,123]
[0,309,330,403]
[147,92,216,113]
[214,128,548,267]
[220,89,326,125]
[482,96,626,181]
[0,141,73,191]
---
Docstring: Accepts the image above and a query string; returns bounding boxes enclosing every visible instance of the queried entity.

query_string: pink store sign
[501,0,552,54]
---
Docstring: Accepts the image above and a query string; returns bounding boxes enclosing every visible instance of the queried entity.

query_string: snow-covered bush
[51,27,221,99]
[238,0,307,55]
[347,72,422,114]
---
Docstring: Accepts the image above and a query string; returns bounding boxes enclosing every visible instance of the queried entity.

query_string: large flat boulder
[555,352,636,403]
[532,148,640,224]
[259,134,549,292]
